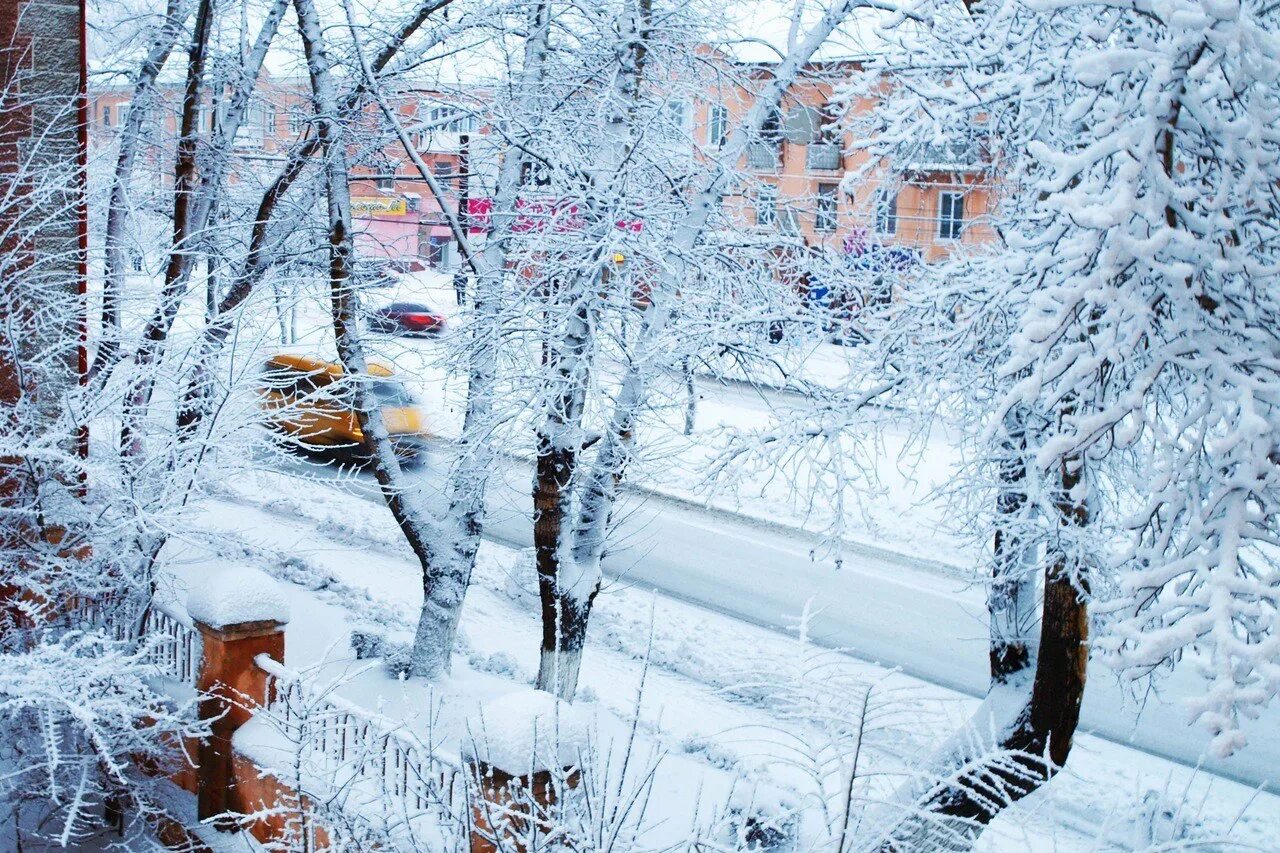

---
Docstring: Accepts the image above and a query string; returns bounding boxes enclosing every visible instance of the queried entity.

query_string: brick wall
[0,0,85,515]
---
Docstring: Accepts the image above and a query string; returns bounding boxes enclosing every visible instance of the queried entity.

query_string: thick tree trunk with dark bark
[883,450,1089,850]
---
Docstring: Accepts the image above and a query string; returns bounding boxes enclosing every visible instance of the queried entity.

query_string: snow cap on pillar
[463,688,590,774]
[186,566,291,628]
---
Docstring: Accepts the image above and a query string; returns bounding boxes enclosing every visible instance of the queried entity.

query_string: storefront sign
[352,197,407,216]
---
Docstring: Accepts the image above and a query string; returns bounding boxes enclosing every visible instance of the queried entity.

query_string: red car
[367,301,446,337]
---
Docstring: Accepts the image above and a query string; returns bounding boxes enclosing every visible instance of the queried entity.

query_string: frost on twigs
[186,566,291,628]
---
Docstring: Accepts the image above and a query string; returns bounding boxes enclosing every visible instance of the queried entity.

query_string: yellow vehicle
[259,354,430,463]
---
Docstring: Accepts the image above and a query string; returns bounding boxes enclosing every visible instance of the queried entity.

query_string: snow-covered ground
[99,267,1279,844]
[208,269,1280,784]
[153,467,1280,849]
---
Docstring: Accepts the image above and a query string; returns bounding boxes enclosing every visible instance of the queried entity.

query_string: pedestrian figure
[453,268,467,307]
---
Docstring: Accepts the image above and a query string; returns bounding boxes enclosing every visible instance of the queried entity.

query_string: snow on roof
[462,688,591,774]
[186,566,292,628]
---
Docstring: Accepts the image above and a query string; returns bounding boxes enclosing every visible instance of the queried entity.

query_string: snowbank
[462,689,590,774]
[186,566,292,628]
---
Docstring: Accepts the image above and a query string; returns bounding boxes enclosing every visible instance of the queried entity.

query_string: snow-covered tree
[489,0,912,700]
[717,0,1280,844]
[1,59,205,844]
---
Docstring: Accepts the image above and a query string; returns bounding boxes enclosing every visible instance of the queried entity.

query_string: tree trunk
[533,436,582,698]
[882,450,1089,850]
[534,584,595,700]
[989,406,1034,684]
[96,0,188,377]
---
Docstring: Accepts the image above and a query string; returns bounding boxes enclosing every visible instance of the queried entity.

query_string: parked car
[366,301,446,337]
[258,354,430,464]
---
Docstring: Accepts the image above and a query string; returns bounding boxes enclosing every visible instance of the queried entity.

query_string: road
[288,443,1276,791]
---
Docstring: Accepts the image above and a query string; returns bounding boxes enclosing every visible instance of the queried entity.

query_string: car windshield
[370,379,415,408]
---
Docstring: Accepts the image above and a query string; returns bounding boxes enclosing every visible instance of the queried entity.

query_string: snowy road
[281,448,1278,790]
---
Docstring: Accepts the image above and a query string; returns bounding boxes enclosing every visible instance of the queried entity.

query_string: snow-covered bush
[0,633,203,846]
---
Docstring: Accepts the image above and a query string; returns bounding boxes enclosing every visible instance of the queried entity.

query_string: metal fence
[255,655,466,825]
[65,595,201,685]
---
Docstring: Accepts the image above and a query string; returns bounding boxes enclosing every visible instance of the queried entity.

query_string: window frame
[938,191,965,240]
[876,189,898,236]
[288,105,308,135]
[815,183,839,233]
[707,103,729,149]
[755,183,778,228]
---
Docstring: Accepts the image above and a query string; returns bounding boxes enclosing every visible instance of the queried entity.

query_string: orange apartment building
[91,56,996,280]
[90,75,474,269]
[686,57,995,265]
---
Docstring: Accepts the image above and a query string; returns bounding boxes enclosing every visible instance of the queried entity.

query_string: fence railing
[254,655,466,825]
[64,594,201,686]
[142,605,202,685]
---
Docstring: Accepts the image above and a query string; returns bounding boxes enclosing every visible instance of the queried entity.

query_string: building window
[816,184,839,232]
[102,103,111,126]
[663,100,688,135]
[521,161,552,187]
[450,112,476,134]
[405,193,421,212]
[377,176,395,190]
[434,160,453,189]
[262,102,276,134]
[707,103,728,148]
[876,189,898,235]
[938,191,965,240]
[755,184,777,227]
[288,105,308,134]
[760,107,783,143]
[427,105,474,134]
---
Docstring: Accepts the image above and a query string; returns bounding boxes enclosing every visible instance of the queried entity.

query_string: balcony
[746,142,780,171]
[806,143,841,171]
[904,139,983,172]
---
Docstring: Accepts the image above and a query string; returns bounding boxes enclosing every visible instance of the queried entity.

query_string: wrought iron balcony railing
[806,143,841,171]
[746,142,780,171]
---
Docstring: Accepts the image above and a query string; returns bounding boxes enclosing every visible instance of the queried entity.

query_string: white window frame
[755,183,778,227]
[707,103,729,149]
[876,189,898,235]
[663,99,688,134]
[288,105,308,134]
[816,184,839,233]
[938,191,965,240]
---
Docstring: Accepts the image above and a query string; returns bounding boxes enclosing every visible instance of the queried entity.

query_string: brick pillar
[464,689,588,853]
[469,763,580,853]
[194,617,286,827]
